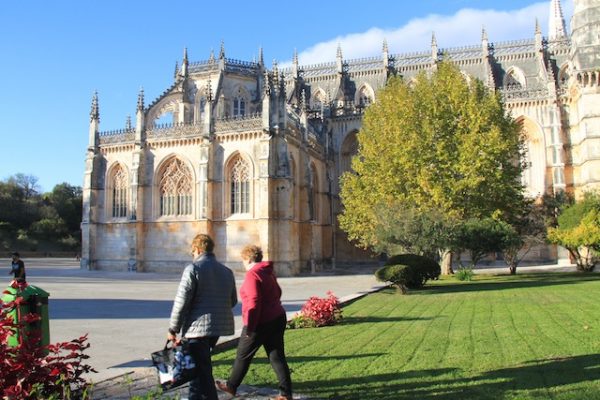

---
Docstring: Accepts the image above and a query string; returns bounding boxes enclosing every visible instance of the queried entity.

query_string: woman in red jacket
[216,245,292,400]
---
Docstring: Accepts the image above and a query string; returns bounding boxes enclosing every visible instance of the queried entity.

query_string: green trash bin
[1,283,50,349]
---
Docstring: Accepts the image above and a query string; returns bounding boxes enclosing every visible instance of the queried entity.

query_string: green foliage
[455,266,474,281]
[372,205,458,259]
[339,61,526,253]
[548,193,600,271]
[0,175,82,252]
[375,254,441,291]
[452,217,518,267]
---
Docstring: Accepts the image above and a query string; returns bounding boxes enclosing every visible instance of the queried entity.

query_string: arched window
[233,97,246,117]
[504,68,526,89]
[159,158,192,216]
[311,90,327,111]
[111,165,128,218]
[341,132,359,173]
[356,85,374,107]
[230,156,250,214]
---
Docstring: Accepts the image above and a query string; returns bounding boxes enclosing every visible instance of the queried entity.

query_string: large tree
[339,61,527,272]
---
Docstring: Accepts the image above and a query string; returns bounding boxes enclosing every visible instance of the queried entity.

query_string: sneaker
[215,380,236,397]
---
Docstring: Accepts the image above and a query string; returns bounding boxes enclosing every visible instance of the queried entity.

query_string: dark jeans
[188,336,219,400]
[227,313,292,397]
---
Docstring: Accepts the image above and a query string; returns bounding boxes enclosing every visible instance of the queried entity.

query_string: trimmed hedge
[375,254,441,290]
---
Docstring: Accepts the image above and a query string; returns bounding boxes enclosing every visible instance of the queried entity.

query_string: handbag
[151,339,197,390]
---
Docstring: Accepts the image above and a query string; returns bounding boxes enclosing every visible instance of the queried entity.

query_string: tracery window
[159,158,192,216]
[111,165,128,218]
[230,156,250,214]
[357,86,373,107]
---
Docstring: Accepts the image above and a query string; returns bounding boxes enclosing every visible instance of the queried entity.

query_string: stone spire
[181,47,189,77]
[535,18,543,52]
[272,60,280,93]
[481,26,489,53]
[208,48,215,64]
[174,61,179,80]
[336,43,343,73]
[431,32,438,62]
[137,87,144,112]
[88,91,99,150]
[258,46,264,66]
[549,0,567,40]
[90,91,99,122]
[126,115,132,130]
[219,40,225,59]
[382,39,389,69]
[292,48,299,77]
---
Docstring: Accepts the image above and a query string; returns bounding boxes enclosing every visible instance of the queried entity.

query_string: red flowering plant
[1,280,96,399]
[287,291,342,329]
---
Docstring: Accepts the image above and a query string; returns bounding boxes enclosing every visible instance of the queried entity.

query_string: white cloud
[291,1,573,66]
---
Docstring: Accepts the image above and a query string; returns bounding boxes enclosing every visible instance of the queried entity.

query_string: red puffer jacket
[240,261,285,333]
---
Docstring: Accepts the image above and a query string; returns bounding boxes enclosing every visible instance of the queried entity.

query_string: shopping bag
[151,340,197,390]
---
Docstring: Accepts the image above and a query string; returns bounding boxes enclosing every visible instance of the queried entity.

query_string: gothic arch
[311,88,328,110]
[340,130,359,173]
[503,67,527,89]
[517,116,546,197]
[155,155,194,217]
[106,162,129,219]
[147,97,180,127]
[355,84,375,107]
[558,63,571,87]
[224,151,254,216]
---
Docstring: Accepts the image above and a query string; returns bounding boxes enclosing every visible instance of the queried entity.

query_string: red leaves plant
[288,291,342,329]
[0,293,96,399]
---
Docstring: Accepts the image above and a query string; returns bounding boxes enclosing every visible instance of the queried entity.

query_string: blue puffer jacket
[169,253,238,338]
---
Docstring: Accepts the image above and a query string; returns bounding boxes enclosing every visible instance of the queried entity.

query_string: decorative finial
[272,60,279,89]
[90,91,99,122]
[209,49,215,63]
[383,39,389,53]
[126,115,132,130]
[219,40,225,59]
[481,26,488,42]
[137,87,144,111]
[336,43,343,59]
[263,68,271,96]
[300,88,307,111]
[535,18,541,35]
[174,61,179,80]
[258,46,264,66]
[431,32,437,47]
[293,48,298,65]
[183,47,188,64]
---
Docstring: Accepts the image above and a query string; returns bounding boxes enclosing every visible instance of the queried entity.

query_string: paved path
[14,258,383,398]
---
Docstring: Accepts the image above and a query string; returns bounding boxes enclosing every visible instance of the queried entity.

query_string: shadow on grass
[291,353,600,400]
[341,316,433,324]
[415,272,600,295]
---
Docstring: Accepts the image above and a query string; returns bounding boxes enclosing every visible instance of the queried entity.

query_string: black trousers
[227,313,292,396]
[188,336,219,400]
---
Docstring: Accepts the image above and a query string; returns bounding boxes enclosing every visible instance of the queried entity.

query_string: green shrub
[455,266,474,281]
[375,254,441,291]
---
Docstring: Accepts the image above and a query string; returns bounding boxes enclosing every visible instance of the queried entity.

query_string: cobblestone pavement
[89,368,311,399]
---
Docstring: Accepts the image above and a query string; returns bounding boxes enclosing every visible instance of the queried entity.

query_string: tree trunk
[509,264,517,275]
[441,250,454,275]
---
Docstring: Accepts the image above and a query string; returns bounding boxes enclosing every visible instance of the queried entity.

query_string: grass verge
[212,272,600,400]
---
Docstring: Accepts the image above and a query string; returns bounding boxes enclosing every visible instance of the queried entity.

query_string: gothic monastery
[82,0,600,274]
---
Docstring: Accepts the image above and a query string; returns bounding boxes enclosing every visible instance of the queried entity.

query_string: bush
[455,266,474,281]
[1,281,96,398]
[375,254,441,291]
[287,291,342,329]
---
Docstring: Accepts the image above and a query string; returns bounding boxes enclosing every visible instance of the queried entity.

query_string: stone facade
[82,0,600,274]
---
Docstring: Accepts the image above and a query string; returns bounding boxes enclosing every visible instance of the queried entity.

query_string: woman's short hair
[240,244,263,263]
[192,234,215,253]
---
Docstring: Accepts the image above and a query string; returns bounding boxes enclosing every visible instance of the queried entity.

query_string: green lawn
[212,273,600,400]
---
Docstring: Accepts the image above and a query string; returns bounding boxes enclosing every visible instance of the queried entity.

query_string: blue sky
[0,0,573,192]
